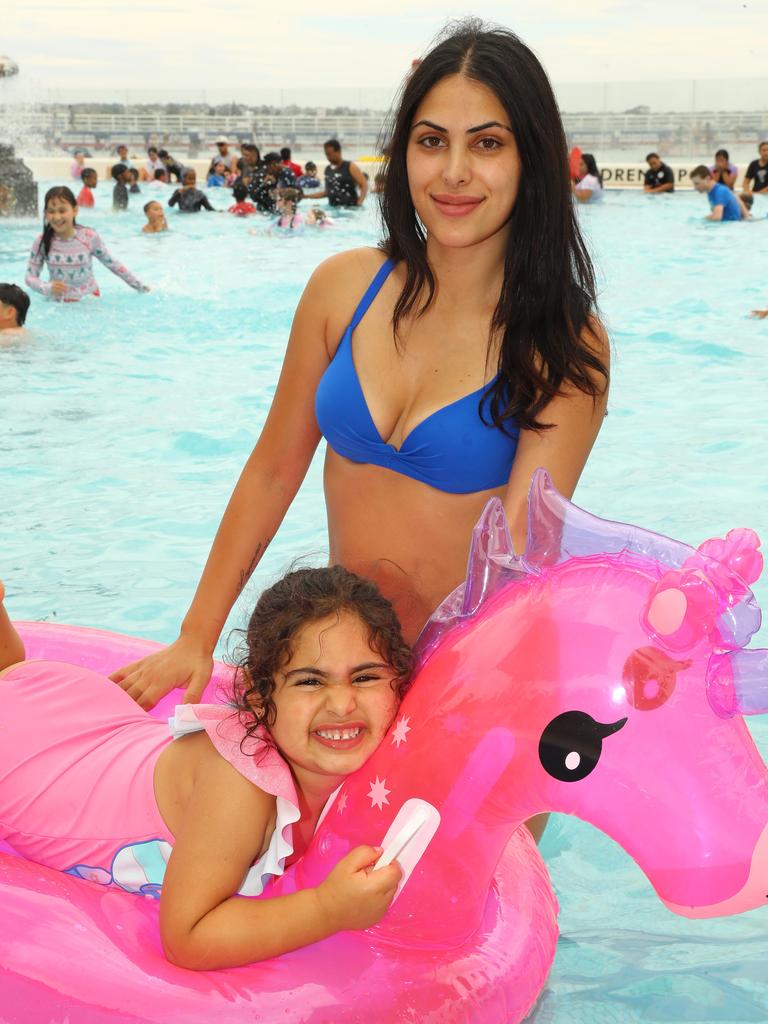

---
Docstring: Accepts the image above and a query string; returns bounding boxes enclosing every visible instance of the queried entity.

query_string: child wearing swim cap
[0,566,411,969]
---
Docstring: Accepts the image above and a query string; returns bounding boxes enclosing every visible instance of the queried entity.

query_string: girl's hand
[316,846,402,932]
[109,634,214,709]
[51,281,68,297]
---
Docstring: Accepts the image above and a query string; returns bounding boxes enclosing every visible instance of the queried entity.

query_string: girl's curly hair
[231,565,413,744]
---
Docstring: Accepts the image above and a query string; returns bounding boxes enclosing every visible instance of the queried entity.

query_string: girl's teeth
[316,728,361,740]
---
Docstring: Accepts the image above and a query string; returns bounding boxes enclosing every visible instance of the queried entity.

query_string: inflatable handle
[374,799,441,902]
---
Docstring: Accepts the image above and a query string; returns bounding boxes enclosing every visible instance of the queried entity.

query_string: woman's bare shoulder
[301,247,392,348]
[308,246,389,293]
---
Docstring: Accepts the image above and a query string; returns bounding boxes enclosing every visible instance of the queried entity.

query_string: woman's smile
[430,193,485,217]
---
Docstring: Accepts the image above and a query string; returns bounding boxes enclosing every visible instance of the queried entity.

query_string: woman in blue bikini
[113,22,610,817]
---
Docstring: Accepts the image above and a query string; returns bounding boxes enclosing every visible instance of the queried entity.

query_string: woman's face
[578,158,588,177]
[406,74,521,250]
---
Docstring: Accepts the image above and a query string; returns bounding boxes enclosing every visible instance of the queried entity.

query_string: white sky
[3,0,766,106]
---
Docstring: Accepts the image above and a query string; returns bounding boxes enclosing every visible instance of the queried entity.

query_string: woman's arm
[110,253,356,707]
[501,320,610,553]
[168,190,180,207]
[573,187,593,203]
[160,750,400,970]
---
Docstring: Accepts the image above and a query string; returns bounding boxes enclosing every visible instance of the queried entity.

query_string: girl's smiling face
[268,611,400,788]
[45,198,77,237]
[406,73,522,251]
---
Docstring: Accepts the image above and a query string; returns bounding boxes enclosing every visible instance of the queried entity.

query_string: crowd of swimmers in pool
[69,137,368,229]
[0,137,370,311]
[569,142,768,221]
[2,134,768,327]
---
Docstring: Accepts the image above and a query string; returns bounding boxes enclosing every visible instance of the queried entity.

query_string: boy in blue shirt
[690,165,751,221]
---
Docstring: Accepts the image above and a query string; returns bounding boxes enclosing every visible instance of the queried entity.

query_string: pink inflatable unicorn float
[2,469,767,1024]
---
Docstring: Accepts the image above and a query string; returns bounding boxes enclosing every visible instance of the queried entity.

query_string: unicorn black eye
[538,711,627,783]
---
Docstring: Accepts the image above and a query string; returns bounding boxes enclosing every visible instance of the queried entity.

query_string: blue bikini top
[314,259,519,495]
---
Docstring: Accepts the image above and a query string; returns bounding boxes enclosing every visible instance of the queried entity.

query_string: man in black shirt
[306,139,368,207]
[249,152,297,212]
[235,144,262,186]
[643,153,675,193]
[743,141,768,196]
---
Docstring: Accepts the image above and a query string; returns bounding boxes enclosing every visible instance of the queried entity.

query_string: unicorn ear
[415,498,528,661]
[523,469,697,571]
[708,648,768,718]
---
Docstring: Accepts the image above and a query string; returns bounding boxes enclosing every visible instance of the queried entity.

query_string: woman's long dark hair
[581,152,602,184]
[379,19,608,431]
[39,186,78,257]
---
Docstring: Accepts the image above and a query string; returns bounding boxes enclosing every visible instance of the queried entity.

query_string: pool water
[2,185,768,1022]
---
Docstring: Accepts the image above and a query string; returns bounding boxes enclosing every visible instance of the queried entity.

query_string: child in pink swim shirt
[25,186,148,301]
[0,565,411,970]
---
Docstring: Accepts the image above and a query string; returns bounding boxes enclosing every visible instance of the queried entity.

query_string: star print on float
[368,776,391,810]
[391,716,411,747]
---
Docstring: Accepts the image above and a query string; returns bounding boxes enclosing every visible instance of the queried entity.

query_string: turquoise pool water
[2,185,768,1021]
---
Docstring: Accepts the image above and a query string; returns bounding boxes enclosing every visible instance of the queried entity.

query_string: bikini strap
[349,258,395,331]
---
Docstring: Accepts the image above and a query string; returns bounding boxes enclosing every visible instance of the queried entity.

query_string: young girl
[0,566,410,969]
[273,187,303,230]
[25,187,148,301]
[304,206,333,227]
[207,161,228,187]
